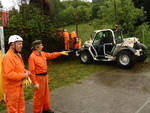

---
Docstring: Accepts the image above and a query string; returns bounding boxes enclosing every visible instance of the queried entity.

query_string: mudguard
[115,46,136,56]
[138,43,147,50]
[80,47,89,52]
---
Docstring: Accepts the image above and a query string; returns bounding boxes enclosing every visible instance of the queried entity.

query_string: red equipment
[0,10,9,27]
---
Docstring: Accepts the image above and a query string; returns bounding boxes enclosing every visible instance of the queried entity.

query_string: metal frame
[89,29,116,61]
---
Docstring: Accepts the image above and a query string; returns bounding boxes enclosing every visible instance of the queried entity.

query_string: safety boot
[42,109,54,113]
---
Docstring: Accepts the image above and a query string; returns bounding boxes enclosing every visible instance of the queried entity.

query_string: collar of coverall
[9,48,21,59]
[13,49,21,59]
[33,51,42,56]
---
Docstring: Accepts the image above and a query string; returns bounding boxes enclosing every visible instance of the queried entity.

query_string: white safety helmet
[8,35,23,44]
[64,29,67,32]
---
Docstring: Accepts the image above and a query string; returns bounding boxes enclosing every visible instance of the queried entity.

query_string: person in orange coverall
[28,40,68,113]
[74,37,82,50]
[70,31,77,49]
[62,29,70,50]
[2,35,30,113]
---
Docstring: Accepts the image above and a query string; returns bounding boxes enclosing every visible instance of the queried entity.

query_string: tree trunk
[30,0,54,20]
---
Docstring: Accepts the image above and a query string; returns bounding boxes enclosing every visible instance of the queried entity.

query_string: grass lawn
[62,23,95,43]
[24,56,113,100]
[0,55,113,111]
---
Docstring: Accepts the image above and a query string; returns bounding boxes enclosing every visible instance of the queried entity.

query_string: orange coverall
[70,32,77,49]
[28,51,61,113]
[62,32,69,50]
[2,48,26,113]
[74,38,82,49]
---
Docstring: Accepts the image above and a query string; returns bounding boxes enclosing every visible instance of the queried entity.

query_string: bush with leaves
[57,6,76,26]
[134,23,150,55]
[56,1,92,26]
[4,3,64,62]
[94,0,145,33]
[78,5,92,23]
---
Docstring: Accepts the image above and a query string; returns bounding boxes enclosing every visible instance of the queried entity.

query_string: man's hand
[25,70,30,79]
[22,77,32,87]
[34,83,39,90]
[60,51,69,56]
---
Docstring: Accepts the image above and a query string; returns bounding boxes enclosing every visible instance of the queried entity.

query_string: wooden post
[75,0,79,37]
[114,0,118,26]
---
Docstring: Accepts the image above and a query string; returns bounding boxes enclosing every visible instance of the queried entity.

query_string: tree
[56,1,93,26]
[92,0,107,4]
[30,0,60,20]
[94,0,145,33]
[78,5,92,22]
[4,3,63,61]
[132,0,150,25]
[57,6,76,26]
[91,3,100,19]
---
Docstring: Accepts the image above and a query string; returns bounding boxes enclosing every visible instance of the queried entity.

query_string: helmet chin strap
[13,42,19,53]
[13,47,21,59]
[13,48,19,54]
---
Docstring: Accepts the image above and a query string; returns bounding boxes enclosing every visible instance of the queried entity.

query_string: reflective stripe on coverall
[2,48,26,113]
[62,32,69,50]
[28,51,61,113]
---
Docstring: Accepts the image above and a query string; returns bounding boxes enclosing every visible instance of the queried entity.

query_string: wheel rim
[81,53,88,62]
[119,54,130,66]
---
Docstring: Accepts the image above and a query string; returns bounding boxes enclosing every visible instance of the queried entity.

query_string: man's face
[14,41,23,52]
[35,44,43,52]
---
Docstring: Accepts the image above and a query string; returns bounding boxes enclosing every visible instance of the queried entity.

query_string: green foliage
[78,5,92,22]
[93,0,145,33]
[132,0,150,25]
[134,23,150,55]
[93,0,108,3]
[50,0,61,15]
[56,1,92,26]
[57,6,76,26]
[3,0,150,58]
[64,23,94,42]
[4,3,64,62]
[91,3,100,19]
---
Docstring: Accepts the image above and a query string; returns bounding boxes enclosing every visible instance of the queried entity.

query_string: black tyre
[137,49,147,62]
[116,51,136,68]
[80,51,93,64]
[134,43,147,62]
